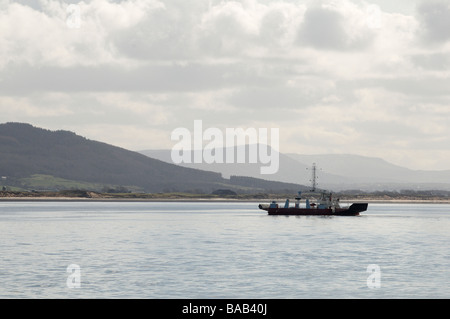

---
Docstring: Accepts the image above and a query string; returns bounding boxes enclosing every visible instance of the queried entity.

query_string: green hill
[0,123,304,194]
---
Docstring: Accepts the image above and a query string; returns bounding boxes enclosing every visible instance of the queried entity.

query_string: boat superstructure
[258,163,368,216]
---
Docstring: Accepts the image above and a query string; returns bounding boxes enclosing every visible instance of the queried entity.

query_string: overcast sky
[1,0,450,171]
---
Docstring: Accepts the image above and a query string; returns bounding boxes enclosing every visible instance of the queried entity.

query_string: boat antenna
[307,163,320,192]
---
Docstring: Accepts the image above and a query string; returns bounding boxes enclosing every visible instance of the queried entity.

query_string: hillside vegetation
[0,123,305,194]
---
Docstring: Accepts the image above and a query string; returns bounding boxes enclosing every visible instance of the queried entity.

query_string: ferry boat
[258,163,368,216]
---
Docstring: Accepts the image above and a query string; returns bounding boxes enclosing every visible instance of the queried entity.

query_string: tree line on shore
[1,188,449,200]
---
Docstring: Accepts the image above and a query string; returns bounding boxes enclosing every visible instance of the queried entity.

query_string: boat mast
[309,163,318,192]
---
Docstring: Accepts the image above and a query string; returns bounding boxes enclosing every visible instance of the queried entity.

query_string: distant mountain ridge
[286,153,450,190]
[140,147,450,191]
[0,123,305,193]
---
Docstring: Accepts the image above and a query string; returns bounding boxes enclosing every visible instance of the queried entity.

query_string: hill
[0,123,305,194]
[140,147,347,186]
[140,148,450,191]
[286,153,450,191]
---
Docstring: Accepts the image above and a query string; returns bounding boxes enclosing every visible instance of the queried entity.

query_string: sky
[1,0,450,171]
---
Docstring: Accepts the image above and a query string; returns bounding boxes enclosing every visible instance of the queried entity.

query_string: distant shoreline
[1,190,450,203]
[1,196,450,204]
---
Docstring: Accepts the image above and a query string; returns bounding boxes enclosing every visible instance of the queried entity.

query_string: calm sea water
[0,200,449,299]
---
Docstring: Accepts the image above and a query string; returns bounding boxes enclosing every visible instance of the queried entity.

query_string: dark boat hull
[259,203,368,216]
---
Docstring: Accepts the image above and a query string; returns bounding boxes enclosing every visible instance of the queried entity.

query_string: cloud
[0,1,124,68]
[0,94,73,118]
[0,61,281,94]
[296,3,374,51]
[0,0,412,68]
[410,52,450,70]
[1,0,450,170]
[110,0,202,61]
[298,6,351,50]
[257,2,305,49]
[416,1,450,45]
